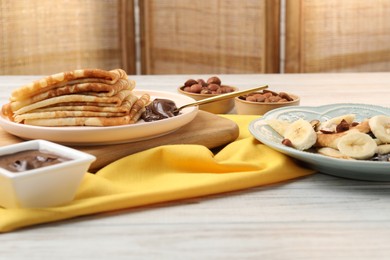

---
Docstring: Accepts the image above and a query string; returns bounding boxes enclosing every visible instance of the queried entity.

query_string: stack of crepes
[1,69,150,126]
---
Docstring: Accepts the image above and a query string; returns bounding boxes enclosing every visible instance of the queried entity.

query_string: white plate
[0,90,198,146]
[249,103,390,181]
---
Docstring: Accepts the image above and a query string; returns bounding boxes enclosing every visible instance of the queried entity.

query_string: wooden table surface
[1,73,390,259]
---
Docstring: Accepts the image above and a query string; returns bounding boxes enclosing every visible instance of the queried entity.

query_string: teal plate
[249,103,390,181]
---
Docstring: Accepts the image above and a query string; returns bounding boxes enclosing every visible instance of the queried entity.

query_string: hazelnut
[207,76,221,85]
[215,88,223,94]
[207,83,220,91]
[184,79,198,87]
[220,85,235,93]
[197,79,207,87]
[200,89,212,94]
[183,86,192,92]
[190,84,202,93]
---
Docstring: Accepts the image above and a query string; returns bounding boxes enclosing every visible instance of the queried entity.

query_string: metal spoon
[175,85,269,113]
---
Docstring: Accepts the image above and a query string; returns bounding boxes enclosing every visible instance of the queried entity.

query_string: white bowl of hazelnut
[178,76,237,114]
[0,140,95,208]
[235,90,300,115]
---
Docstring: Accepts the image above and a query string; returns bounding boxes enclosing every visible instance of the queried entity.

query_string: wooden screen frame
[139,0,280,74]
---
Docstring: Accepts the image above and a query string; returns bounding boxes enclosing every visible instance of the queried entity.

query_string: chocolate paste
[0,150,71,172]
[142,98,180,122]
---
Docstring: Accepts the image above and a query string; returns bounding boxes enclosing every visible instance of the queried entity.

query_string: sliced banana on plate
[369,115,390,143]
[337,132,377,160]
[283,118,317,151]
[376,144,390,155]
[264,114,390,161]
[317,147,354,160]
[265,118,290,136]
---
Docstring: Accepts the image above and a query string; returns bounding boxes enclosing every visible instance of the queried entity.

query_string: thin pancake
[30,95,138,113]
[10,68,128,101]
[24,115,132,127]
[22,94,149,126]
[9,79,135,112]
[129,94,150,120]
[14,111,128,123]
[14,90,133,115]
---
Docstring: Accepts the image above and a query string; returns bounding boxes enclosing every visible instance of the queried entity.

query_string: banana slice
[283,118,317,150]
[369,115,390,143]
[374,138,384,145]
[353,119,371,133]
[319,114,356,132]
[317,147,354,160]
[337,132,377,160]
[266,119,290,136]
[376,144,390,154]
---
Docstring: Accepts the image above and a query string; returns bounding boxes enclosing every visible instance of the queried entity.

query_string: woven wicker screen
[285,0,390,73]
[139,0,280,74]
[0,0,136,75]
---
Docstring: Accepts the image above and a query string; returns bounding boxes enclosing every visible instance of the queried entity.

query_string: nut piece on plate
[178,76,237,114]
[0,139,95,208]
[235,89,300,115]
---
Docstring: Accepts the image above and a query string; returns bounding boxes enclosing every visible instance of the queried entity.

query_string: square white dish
[0,140,95,208]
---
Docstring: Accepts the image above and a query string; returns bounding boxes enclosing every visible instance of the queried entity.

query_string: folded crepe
[1,68,150,127]
[10,68,128,101]
[14,89,134,115]
[9,78,132,112]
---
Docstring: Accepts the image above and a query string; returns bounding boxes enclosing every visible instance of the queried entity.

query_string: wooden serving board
[0,111,239,172]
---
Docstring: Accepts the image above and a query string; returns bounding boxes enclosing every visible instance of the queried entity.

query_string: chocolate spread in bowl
[0,150,71,172]
[142,98,180,122]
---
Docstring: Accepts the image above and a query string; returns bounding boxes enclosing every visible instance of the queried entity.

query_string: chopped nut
[310,119,320,130]
[336,119,350,133]
[282,138,293,147]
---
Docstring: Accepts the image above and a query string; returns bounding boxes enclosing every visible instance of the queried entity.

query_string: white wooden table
[1,73,390,260]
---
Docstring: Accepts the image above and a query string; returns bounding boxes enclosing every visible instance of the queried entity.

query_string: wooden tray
[0,111,239,172]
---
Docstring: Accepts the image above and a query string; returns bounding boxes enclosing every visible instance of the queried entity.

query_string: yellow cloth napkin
[0,115,314,233]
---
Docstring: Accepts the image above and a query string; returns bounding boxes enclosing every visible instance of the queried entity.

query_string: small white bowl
[0,140,96,208]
